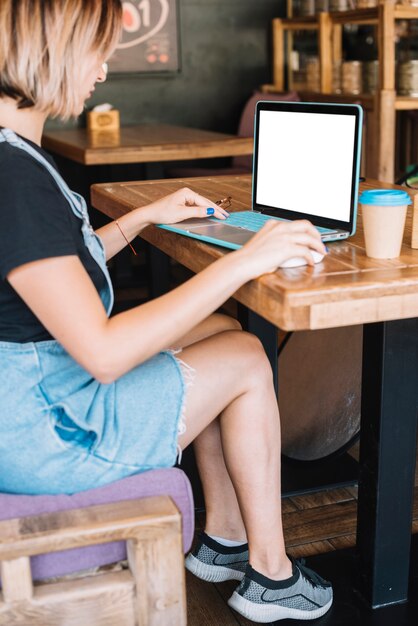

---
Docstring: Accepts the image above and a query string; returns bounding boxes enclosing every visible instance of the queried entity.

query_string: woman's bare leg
[173,312,241,348]
[193,417,247,542]
[178,330,291,579]
[175,313,247,541]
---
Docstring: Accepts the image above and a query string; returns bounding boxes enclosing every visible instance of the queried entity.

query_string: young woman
[0,1,332,622]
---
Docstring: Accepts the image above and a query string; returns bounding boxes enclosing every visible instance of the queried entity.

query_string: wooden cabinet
[263,1,418,182]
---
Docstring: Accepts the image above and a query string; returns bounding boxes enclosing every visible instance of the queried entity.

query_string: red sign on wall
[109,0,180,73]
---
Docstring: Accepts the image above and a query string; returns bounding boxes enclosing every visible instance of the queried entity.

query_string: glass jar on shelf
[299,0,316,16]
[363,60,379,94]
[290,50,307,91]
[315,0,329,12]
[329,0,350,11]
[332,62,342,94]
[342,60,363,94]
[397,60,418,97]
[396,17,418,96]
[306,57,320,92]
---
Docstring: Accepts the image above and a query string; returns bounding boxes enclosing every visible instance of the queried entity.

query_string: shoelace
[293,557,329,590]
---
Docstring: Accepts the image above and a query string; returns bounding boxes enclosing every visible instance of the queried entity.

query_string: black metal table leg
[357,318,418,607]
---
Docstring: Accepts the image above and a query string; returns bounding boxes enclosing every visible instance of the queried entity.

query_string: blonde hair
[0,0,122,120]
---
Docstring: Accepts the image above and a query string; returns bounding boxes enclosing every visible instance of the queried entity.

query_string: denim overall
[0,129,187,495]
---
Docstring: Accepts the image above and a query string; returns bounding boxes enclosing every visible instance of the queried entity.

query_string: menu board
[108,0,180,73]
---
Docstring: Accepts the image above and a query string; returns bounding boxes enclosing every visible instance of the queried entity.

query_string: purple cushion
[0,468,194,581]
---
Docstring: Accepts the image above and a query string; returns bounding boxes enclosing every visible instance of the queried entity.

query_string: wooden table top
[91,174,418,332]
[42,124,253,166]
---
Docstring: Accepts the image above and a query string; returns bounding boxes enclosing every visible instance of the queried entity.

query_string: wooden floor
[186,448,418,626]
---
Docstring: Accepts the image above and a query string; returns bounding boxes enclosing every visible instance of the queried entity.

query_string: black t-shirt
[0,132,107,342]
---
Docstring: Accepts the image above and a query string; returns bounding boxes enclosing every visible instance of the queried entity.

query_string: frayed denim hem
[168,348,196,464]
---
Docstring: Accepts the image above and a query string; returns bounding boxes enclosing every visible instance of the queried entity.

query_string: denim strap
[0,128,114,314]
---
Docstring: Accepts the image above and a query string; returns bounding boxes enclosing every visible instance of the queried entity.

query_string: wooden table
[42,124,253,166]
[92,174,418,609]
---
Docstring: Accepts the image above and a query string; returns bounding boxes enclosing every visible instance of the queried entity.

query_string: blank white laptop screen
[255,110,356,223]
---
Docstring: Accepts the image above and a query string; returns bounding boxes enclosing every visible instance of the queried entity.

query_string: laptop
[157,101,363,249]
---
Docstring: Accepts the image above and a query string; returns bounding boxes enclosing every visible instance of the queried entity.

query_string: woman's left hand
[145,187,230,225]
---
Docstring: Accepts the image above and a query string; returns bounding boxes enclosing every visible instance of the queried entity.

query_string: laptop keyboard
[219,211,334,234]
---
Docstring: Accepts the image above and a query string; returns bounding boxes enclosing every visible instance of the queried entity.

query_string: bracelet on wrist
[115,220,137,256]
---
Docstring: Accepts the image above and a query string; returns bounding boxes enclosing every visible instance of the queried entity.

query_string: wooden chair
[0,468,194,626]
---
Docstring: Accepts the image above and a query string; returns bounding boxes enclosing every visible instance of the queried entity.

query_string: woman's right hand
[235,219,327,281]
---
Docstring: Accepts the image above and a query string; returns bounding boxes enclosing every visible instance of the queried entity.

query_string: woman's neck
[0,98,47,145]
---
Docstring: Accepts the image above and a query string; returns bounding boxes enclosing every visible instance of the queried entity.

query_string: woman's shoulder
[0,139,56,177]
[0,140,65,201]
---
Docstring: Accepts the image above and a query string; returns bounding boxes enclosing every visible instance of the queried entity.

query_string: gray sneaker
[185,532,248,582]
[228,559,333,623]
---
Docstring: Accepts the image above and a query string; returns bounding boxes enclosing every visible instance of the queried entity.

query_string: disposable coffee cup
[359,189,412,259]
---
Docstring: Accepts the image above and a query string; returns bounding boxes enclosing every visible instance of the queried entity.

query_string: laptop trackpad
[185,222,255,245]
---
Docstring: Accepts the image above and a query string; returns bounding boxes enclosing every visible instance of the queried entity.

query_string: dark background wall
[47,0,286,134]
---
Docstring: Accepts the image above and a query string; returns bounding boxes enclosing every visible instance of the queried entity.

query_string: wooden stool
[0,468,193,626]
[0,469,193,625]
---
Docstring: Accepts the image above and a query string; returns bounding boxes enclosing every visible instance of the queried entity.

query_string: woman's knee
[180,329,272,393]
[224,329,272,378]
[175,313,242,349]
[178,331,274,444]
[211,312,242,333]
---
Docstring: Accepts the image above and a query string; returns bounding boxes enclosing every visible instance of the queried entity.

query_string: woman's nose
[97,63,108,83]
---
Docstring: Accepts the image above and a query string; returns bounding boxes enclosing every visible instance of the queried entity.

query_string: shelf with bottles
[265,68,418,108]
[288,0,418,22]
[273,3,418,99]
[326,6,418,24]
[286,9,379,25]
[272,19,381,97]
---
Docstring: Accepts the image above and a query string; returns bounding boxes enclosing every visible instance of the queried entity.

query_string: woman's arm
[95,205,151,260]
[7,219,325,384]
[96,187,228,260]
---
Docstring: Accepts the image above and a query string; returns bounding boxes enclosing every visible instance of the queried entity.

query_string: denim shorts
[0,339,190,495]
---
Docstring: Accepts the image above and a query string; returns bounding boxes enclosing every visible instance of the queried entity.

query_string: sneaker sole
[228,591,333,622]
[185,554,245,583]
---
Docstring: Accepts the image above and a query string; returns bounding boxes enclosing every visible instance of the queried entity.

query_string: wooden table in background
[92,174,418,609]
[42,124,253,166]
